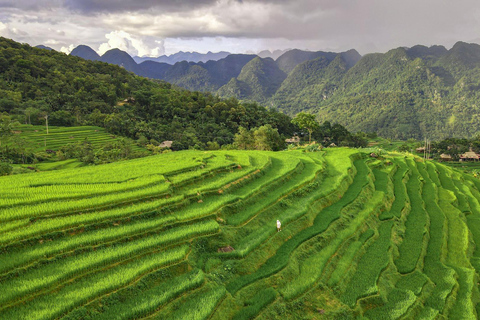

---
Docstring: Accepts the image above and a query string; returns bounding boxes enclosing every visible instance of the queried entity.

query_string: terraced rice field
[13,124,144,152]
[1,148,480,319]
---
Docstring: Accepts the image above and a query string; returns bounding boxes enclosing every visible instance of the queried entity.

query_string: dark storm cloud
[1,0,480,55]
[63,0,218,13]
[0,0,63,10]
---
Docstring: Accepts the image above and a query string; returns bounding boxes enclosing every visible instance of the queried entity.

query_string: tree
[234,126,254,150]
[291,112,319,144]
[253,124,283,151]
[0,114,15,153]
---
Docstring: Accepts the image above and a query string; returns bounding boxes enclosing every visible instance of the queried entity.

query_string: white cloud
[45,39,61,45]
[60,44,75,54]
[0,22,8,36]
[98,30,165,57]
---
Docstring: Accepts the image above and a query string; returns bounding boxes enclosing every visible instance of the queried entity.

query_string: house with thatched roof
[285,136,300,144]
[159,141,173,148]
[439,153,453,161]
[459,151,480,161]
[416,147,425,153]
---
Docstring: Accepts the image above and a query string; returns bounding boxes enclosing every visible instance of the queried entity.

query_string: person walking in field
[277,220,281,232]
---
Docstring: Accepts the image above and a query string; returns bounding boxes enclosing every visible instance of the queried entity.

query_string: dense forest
[273,43,480,141]
[79,40,480,140]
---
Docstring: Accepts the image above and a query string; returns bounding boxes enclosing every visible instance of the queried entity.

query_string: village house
[459,151,480,161]
[159,141,173,148]
[285,136,300,144]
[439,153,453,162]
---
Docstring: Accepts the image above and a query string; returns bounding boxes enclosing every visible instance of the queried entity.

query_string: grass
[2,149,480,319]
[341,221,394,307]
[93,269,206,320]
[227,158,369,296]
[282,191,384,299]
[155,283,226,320]
[363,288,417,320]
[394,159,427,274]
[0,221,217,305]
[379,159,409,220]
[327,229,375,287]
[0,246,189,319]
[13,124,143,152]
[232,287,278,320]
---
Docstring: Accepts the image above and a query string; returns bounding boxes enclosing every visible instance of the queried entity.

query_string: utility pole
[44,115,49,135]
[424,137,427,161]
[428,140,432,159]
[44,114,49,148]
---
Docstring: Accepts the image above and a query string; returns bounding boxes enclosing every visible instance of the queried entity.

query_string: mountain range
[132,51,231,64]
[69,44,359,101]
[67,42,480,140]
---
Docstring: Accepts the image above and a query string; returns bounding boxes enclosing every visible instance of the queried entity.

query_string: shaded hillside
[99,48,139,73]
[133,50,231,64]
[218,57,287,103]
[67,45,359,97]
[272,55,349,112]
[137,60,171,79]
[70,45,100,61]
[276,49,337,73]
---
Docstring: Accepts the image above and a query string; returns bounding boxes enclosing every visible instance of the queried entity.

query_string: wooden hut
[439,154,453,162]
[285,136,300,144]
[459,151,480,161]
[159,141,173,148]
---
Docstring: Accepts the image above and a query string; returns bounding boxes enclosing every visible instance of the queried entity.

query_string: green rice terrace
[2,148,480,319]
[12,124,144,153]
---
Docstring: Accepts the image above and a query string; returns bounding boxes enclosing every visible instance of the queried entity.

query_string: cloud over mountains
[0,0,479,56]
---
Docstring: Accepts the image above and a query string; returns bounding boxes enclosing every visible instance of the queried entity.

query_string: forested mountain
[257,49,288,60]
[69,45,358,97]
[277,41,480,140]
[35,45,54,51]
[0,37,296,153]
[70,45,100,61]
[217,57,287,104]
[60,40,480,140]
[133,51,231,64]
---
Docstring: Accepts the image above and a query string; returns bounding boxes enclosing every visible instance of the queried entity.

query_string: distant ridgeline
[70,41,480,140]
[0,37,296,151]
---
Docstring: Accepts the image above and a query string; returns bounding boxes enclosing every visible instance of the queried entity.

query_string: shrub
[0,161,12,176]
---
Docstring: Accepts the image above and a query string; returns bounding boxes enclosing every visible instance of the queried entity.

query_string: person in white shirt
[277,220,281,232]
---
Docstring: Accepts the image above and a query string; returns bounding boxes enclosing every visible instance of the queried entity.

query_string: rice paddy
[1,147,480,319]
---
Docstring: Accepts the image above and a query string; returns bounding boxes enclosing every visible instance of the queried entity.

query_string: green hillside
[0,37,294,153]
[1,148,480,319]
[272,43,480,140]
[73,38,480,141]
[218,57,287,104]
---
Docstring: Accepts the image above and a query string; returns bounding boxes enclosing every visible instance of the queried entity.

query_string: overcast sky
[0,0,479,57]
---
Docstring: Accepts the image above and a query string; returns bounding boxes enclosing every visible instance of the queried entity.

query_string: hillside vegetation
[0,37,294,152]
[1,148,480,319]
[73,40,480,140]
